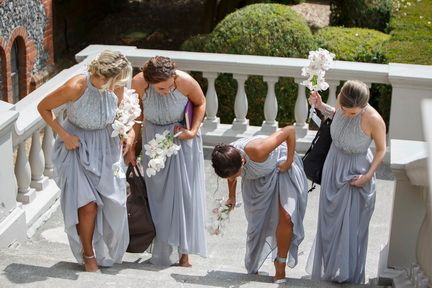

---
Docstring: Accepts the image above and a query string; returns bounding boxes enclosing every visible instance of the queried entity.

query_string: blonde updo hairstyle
[88,50,132,88]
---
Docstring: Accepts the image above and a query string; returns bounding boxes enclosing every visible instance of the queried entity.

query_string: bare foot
[83,254,99,272]
[274,260,286,283]
[179,254,192,267]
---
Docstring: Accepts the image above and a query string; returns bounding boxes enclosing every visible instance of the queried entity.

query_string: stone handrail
[76,45,432,146]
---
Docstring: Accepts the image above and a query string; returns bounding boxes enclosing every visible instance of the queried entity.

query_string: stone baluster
[202,72,220,130]
[326,80,340,107]
[293,79,308,138]
[261,76,279,133]
[232,74,249,131]
[42,126,55,178]
[15,142,36,203]
[29,130,49,190]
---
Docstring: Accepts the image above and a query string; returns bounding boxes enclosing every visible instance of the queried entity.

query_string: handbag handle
[126,164,148,199]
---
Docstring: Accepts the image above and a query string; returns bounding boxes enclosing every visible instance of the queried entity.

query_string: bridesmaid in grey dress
[38,50,132,272]
[211,125,308,283]
[126,56,207,267]
[306,80,387,283]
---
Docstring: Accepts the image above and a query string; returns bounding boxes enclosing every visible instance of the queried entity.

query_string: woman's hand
[350,174,372,187]
[226,197,236,211]
[125,146,137,166]
[308,91,323,109]
[278,158,293,172]
[63,133,80,150]
[122,135,135,156]
[174,125,196,140]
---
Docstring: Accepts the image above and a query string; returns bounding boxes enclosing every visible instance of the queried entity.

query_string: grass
[384,0,432,64]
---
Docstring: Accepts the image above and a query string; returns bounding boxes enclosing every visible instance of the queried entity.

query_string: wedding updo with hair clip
[88,50,132,87]
[142,56,177,84]
[211,144,242,178]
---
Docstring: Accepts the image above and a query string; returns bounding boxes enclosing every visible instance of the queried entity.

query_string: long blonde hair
[88,50,132,88]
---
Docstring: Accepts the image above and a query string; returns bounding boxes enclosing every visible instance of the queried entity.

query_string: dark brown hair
[142,56,177,84]
[338,80,370,108]
[211,144,242,178]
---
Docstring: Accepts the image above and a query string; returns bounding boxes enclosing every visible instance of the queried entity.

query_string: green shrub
[180,34,209,53]
[182,4,316,126]
[205,4,315,57]
[330,0,392,32]
[316,26,392,129]
[384,0,432,65]
[316,27,390,63]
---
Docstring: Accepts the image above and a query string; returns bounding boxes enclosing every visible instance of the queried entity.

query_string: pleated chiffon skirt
[53,120,129,267]
[242,149,308,274]
[306,144,376,284]
[142,120,207,266]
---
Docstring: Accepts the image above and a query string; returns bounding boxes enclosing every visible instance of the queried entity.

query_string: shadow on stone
[101,258,166,275]
[3,262,79,283]
[171,270,272,287]
[171,270,370,287]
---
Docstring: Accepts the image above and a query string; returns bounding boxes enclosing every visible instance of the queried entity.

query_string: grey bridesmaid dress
[231,136,308,274]
[53,74,129,267]
[142,85,207,266]
[306,107,375,284]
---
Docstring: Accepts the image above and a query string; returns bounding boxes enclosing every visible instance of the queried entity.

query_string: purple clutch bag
[184,100,194,130]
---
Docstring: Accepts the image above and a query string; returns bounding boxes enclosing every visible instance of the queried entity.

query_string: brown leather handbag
[126,164,155,253]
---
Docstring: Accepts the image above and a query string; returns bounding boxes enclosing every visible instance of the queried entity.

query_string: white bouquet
[207,198,231,236]
[207,198,241,236]
[144,130,181,177]
[111,88,141,139]
[301,48,335,92]
[301,48,335,125]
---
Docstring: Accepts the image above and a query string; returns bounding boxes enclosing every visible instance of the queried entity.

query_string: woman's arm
[175,70,206,140]
[351,112,387,187]
[309,91,336,119]
[37,75,85,150]
[125,74,146,165]
[246,125,296,171]
[226,177,237,209]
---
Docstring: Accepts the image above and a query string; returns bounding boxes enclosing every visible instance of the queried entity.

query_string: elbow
[37,102,43,116]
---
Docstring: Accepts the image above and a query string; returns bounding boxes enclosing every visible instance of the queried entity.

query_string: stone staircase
[0,157,394,287]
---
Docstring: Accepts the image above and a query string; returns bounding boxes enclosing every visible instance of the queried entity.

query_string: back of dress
[331,108,372,154]
[231,136,279,180]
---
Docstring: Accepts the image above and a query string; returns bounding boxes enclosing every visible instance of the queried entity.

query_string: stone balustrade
[0,46,430,288]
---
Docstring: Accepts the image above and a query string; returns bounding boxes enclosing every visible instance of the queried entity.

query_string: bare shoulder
[175,70,197,89]
[64,74,87,101]
[132,72,148,98]
[365,105,386,130]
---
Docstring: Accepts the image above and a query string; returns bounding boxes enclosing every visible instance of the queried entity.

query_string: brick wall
[0,0,54,103]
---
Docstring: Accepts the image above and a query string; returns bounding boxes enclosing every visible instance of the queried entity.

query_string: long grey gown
[53,74,129,267]
[142,85,207,266]
[306,108,375,284]
[231,136,308,274]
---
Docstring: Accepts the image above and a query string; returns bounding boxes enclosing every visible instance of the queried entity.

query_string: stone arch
[9,36,27,103]
[0,46,6,102]
[6,27,37,102]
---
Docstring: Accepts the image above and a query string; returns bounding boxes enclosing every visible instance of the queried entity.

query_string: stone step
[0,158,395,287]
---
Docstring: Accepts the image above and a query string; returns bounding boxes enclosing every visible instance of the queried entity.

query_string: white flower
[143,130,181,177]
[300,48,335,92]
[111,88,141,139]
[207,198,232,236]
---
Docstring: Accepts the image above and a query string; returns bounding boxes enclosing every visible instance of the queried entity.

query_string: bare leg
[274,203,293,282]
[179,254,192,267]
[76,202,98,272]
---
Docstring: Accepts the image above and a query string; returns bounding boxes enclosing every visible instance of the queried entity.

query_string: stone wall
[0,0,54,103]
